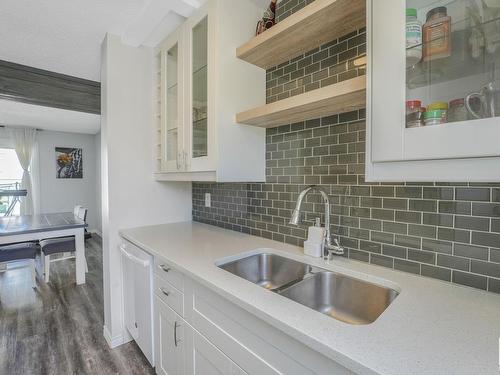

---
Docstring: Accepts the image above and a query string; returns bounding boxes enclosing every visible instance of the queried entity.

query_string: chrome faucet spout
[288,185,344,258]
[288,186,313,225]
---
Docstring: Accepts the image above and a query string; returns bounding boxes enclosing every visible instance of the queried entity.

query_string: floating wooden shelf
[236,76,366,128]
[236,0,366,69]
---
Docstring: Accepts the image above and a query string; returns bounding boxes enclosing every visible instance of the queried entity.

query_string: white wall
[95,132,102,235]
[100,34,192,347]
[36,130,101,232]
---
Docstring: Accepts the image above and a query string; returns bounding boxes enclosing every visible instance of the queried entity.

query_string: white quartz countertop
[120,221,500,375]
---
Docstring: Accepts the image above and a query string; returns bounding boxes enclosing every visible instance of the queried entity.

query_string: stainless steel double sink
[218,253,399,325]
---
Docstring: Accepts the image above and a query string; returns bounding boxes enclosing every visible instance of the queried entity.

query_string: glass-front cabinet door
[185,7,214,172]
[160,30,184,172]
[369,0,500,167]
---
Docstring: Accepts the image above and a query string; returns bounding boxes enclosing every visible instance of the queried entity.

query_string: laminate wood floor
[0,235,155,375]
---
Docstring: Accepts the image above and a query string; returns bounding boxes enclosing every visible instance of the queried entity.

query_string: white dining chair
[40,205,89,283]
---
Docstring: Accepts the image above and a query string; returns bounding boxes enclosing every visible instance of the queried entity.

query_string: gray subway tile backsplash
[472,203,500,217]
[192,1,500,294]
[421,265,452,282]
[455,187,491,202]
[394,259,420,275]
[437,254,470,272]
[452,271,488,290]
[453,243,489,261]
[471,231,500,248]
[408,249,435,264]
[470,260,500,278]
[489,278,500,293]
[370,254,394,268]
[491,248,500,263]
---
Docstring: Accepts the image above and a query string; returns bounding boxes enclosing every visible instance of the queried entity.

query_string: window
[0,148,23,216]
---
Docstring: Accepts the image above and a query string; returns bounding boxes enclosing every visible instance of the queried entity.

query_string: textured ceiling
[0,0,270,82]
[0,0,154,81]
[0,0,269,133]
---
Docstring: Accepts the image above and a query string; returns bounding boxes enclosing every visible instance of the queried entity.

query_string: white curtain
[9,127,37,215]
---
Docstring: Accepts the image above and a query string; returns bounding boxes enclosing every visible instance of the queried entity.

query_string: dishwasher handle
[119,245,150,268]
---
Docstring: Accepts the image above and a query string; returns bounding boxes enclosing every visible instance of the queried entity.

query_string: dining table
[0,212,87,284]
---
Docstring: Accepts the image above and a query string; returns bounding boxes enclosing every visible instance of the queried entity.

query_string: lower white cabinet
[185,325,247,375]
[152,254,353,375]
[155,296,246,375]
[155,296,185,375]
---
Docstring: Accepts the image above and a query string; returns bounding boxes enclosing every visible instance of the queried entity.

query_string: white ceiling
[0,0,268,134]
[0,0,199,82]
[1,0,143,82]
[0,100,101,134]
[0,0,269,82]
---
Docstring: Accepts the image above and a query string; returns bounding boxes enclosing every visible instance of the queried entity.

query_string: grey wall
[37,130,101,232]
[192,0,500,294]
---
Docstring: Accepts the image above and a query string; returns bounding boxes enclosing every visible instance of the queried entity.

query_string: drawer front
[155,274,184,317]
[154,257,184,292]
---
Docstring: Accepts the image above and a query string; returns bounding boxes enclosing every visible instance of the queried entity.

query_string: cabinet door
[159,29,185,173]
[368,0,500,180]
[184,2,216,172]
[185,325,234,375]
[155,296,185,375]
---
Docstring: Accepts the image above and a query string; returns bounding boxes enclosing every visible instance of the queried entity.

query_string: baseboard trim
[90,229,102,237]
[103,325,133,349]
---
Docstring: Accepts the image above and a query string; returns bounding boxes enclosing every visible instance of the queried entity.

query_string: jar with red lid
[448,98,468,123]
[406,100,424,127]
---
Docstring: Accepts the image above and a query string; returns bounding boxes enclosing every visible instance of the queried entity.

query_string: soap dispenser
[303,218,325,258]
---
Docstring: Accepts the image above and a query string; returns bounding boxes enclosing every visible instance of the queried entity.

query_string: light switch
[205,193,211,207]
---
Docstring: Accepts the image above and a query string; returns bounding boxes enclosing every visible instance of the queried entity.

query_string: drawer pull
[174,321,181,347]
[160,287,170,297]
[159,264,171,273]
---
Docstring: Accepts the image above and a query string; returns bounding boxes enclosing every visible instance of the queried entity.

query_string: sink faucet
[289,185,344,259]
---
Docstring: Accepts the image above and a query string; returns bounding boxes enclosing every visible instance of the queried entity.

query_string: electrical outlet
[205,193,211,208]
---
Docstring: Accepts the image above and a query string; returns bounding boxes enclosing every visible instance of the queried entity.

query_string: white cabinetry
[120,240,154,365]
[366,0,500,182]
[155,297,185,375]
[185,325,248,375]
[151,254,352,375]
[154,0,266,182]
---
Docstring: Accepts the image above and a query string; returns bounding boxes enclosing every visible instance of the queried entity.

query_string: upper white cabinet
[154,0,266,182]
[366,0,500,182]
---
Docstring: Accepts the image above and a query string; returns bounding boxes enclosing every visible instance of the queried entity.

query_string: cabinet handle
[182,151,188,171]
[159,264,171,273]
[174,321,181,347]
[176,153,181,170]
[160,287,169,297]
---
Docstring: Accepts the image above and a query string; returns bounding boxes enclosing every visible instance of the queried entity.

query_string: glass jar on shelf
[448,98,468,123]
[422,6,451,62]
[406,8,422,67]
[406,100,424,127]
